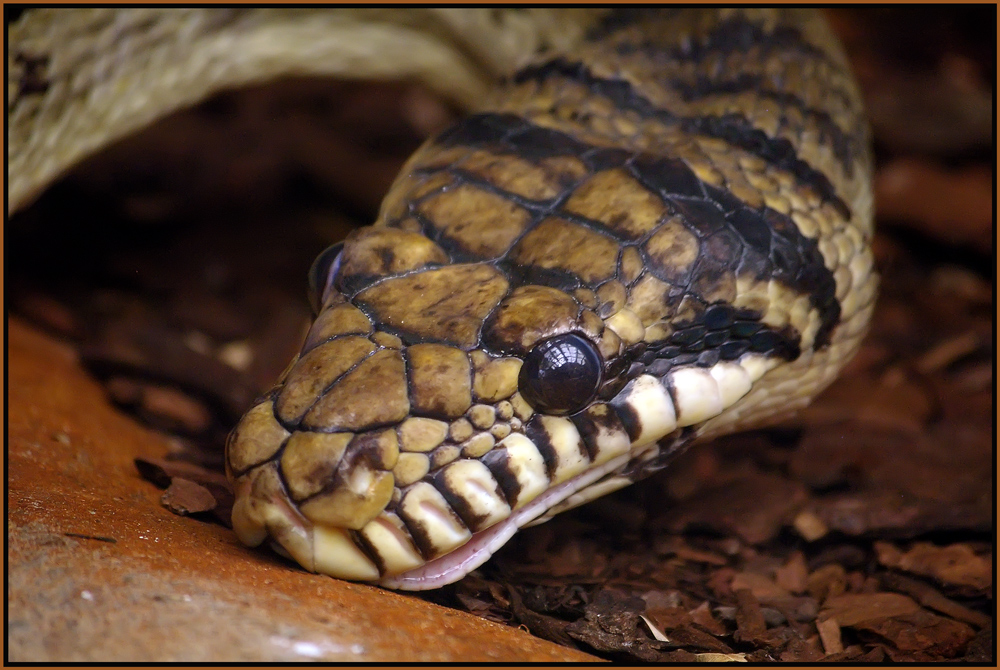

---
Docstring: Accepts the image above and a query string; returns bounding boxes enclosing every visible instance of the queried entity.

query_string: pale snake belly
[11,7,878,590]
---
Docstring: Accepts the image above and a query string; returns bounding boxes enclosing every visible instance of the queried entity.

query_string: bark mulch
[8,7,993,663]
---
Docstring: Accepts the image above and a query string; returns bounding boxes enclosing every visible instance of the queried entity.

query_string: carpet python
[226,7,876,590]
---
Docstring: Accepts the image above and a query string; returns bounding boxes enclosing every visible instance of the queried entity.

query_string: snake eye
[307,242,344,314]
[518,333,603,415]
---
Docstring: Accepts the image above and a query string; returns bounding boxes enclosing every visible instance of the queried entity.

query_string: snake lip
[377,447,646,590]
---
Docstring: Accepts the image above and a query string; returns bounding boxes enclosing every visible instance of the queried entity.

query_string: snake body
[12,8,875,590]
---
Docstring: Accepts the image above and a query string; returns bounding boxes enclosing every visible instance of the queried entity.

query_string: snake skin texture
[226,7,876,589]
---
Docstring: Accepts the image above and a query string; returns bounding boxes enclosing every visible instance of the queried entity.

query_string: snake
[10,8,876,591]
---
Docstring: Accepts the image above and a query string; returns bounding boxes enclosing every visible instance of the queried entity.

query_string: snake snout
[225,299,547,583]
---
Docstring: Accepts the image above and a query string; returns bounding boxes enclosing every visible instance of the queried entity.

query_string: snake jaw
[225,313,781,588]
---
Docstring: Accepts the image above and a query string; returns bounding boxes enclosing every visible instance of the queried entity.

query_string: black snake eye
[518,333,603,415]
[307,242,344,314]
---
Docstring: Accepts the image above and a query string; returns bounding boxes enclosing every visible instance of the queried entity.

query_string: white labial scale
[437,459,511,530]
[708,362,753,408]
[616,374,677,446]
[738,353,780,383]
[313,524,380,580]
[669,367,723,427]
[359,512,425,575]
[272,523,314,575]
[230,494,268,547]
[398,482,472,557]
[534,415,590,484]
[496,433,549,509]
[582,408,632,466]
[231,465,314,570]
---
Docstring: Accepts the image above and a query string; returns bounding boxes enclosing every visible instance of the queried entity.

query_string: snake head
[224,220,801,589]
[225,227,635,587]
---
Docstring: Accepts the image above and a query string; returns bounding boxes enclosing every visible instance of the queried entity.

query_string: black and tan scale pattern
[226,8,877,587]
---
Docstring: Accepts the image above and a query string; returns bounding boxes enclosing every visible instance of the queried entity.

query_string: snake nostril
[307,241,344,315]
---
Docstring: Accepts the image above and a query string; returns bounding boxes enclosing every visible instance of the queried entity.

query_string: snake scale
[11,8,877,590]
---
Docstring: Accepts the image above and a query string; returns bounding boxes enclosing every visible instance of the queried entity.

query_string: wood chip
[688,601,727,636]
[135,457,230,490]
[639,615,670,642]
[915,332,981,373]
[819,593,921,627]
[875,542,992,592]
[853,610,975,657]
[694,652,746,662]
[775,552,808,594]
[816,617,843,655]
[161,477,217,515]
[140,384,213,434]
[730,572,792,604]
[806,564,847,603]
[732,589,768,645]
[879,572,992,628]
[792,510,828,541]
[660,472,808,545]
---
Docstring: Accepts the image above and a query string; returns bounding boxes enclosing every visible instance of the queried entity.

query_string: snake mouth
[230,433,650,590]
[226,344,785,588]
[376,447,641,589]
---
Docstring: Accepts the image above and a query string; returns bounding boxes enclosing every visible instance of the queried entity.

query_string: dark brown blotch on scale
[395,497,459,560]
[418,183,532,259]
[510,217,620,285]
[597,10,838,77]
[642,216,700,285]
[356,264,509,349]
[483,285,589,354]
[275,336,376,425]
[522,416,559,480]
[523,415,587,481]
[280,431,354,500]
[458,149,589,201]
[509,54,852,218]
[422,105,842,345]
[626,274,676,326]
[670,74,860,171]
[301,348,410,432]
[629,155,707,200]
[406,343,473,419]
[570,403,628,461]
[284,430,397,529]
[349,428,400,472]
[688,241,739,305]
[335,228,449,295]
[669,197,728,238]
[562,168,669,241]
[436,112,592,163]
[479,448,522,514]
[608,388,645,442]
[431,466,508,532]
[681,113,852,220]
